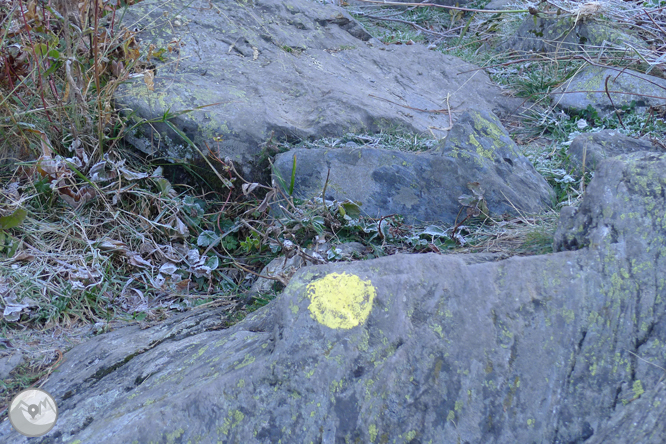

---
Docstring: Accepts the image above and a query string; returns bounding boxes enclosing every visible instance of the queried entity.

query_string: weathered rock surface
[552,65,666,113]
[273,109,553,223]
[502,16,643,54]
[3,151,666,443]
[567,129,656,174]
[114,0,523,181]
[0,351,23,380]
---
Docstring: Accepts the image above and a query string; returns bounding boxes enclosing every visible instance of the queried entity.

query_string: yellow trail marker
[307,272,376,329]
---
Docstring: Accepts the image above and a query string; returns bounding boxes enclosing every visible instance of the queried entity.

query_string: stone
[272,109,553,224]
[567,129,656,174]
[3,151,666,443]
[554,151,666,253]
[484,0,513,10]
[114,0,523,182]
[502,15,643,54]
[0,351,22,380]
[552,65,666,113]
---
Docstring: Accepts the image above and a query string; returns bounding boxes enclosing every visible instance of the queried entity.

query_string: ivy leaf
[0,208,27,230]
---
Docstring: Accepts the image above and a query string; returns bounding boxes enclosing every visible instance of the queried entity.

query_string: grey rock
[552,65,666,113]
[114,0,523,182]
[3,151,666,444]
[273,109,553,223]
[484,0,513,10]
[249,250,324,294]
[334,241,368,258]
[502,16,643,54]
[568,129,656,174]
[585,379,666,444]
[554,151,666,253]
[0,351,22,380]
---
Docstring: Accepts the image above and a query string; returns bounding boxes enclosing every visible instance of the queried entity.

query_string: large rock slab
[3,153,666,442]
[273,109,553,223]
[114,0,523,181]
[552,65,666,113]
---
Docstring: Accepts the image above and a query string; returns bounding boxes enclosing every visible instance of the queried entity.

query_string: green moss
[166,428,185,444]
[218,410,245,435]
[235,354,255,369]
[369,423,377,443]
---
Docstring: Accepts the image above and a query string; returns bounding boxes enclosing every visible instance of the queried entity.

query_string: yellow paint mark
[307,272,376,329]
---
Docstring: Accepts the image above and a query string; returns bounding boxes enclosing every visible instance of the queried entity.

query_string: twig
[356,12,452,37]
[368,94,463,114]
[354,0,532,15]
[604,75,626,130]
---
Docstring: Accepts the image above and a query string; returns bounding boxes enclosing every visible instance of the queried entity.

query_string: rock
[484,0,513,10]
[249,248,325,295]
[114,0,523,182]
[3,151,666,442]
[585,380,666,444]
[272,109,553,224]
[552,65,666,113]
[567,129,656,174]
[554,151,666,253]
[333,241,368,259]
[502,15,643,54]
[0,351,22,380]
[249,254,308,294]
[250,242,369,294]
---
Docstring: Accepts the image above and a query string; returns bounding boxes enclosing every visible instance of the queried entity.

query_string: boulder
[552,65,666,113]
[272,109,553,223]
[3,152,666,443]
[502,15,643,54]
[114,0,523,182]
[567,129,656,174]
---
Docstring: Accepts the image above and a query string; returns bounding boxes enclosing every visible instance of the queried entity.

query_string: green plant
[0,207,26,256]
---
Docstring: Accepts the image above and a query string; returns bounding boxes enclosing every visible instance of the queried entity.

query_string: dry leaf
[242,182,259,195]
[172,217,189,237]
[159,262,178,275]
[128,252,153,269]
[98,239,129,252]
[143,70,155,91]
[10,251,35,262]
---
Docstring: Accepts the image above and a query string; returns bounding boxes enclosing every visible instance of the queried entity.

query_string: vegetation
[0,0,664,416]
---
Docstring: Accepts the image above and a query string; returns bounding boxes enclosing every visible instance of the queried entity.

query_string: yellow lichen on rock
[307,272,376,329]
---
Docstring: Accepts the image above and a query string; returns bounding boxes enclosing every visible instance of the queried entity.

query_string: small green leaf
[34,43,48,57]
[43,61,62,77]
[0,208,27,230]
[206,255,219,270]
[467,182,484,198]
[339,201,361,219]
[458,194,477,207]
[197,230,221,247]
[154,177,172,195]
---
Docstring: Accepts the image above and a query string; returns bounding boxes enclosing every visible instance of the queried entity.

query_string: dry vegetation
[0,0,665,416]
